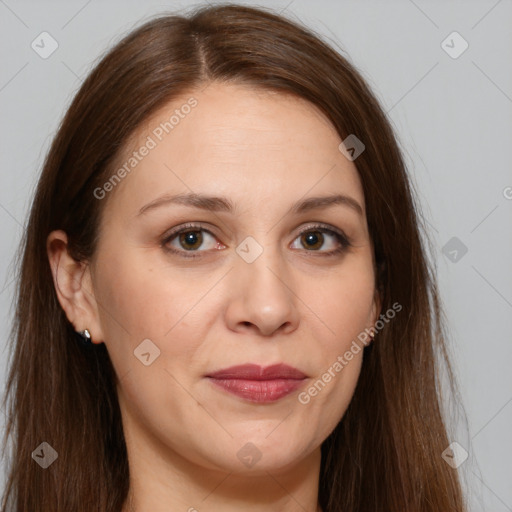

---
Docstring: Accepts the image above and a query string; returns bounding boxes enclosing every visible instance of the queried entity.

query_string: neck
[122,446,323,512]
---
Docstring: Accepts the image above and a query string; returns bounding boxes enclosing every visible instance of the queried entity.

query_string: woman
[1,3,467,511]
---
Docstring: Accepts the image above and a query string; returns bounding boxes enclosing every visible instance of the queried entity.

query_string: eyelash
[161,222,352,260]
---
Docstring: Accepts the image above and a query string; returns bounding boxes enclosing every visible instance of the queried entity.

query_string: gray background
[1,0,511,510]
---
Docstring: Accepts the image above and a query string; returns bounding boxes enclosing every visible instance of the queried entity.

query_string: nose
[224,246,300,337]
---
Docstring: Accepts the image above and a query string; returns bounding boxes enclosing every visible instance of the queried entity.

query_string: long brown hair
[1,3,466,511]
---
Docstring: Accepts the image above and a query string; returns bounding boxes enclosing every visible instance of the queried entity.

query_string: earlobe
[46,230,103,343]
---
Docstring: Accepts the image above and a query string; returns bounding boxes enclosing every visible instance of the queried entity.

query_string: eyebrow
[137,192,363,217]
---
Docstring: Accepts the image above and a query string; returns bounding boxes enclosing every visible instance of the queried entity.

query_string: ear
[367,288,382,343]
[46,230,104,344]
[366,254,385,342]
[371,288,382,325]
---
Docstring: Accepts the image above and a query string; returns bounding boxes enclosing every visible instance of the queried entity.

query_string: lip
[207,363,307,380]
[206,364,307,403]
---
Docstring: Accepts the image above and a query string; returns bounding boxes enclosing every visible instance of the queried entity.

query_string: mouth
[205,363,307,403]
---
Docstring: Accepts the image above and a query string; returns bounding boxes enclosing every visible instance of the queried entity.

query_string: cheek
[305,261,375,349]
[92,248,220,380]
[294,261,374,428]
[94,253,212,435]
[95,242,218,328]
[297,286,368,439]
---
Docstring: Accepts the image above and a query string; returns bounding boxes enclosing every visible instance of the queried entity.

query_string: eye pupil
[302,231,323,250]
[179,231,203,250]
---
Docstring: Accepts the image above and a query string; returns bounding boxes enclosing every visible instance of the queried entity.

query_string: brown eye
[162,224,225,258]
[290,225,350,255]
[300,231,324,250]
[178,230,204,250]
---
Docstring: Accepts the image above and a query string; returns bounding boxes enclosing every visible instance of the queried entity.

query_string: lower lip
[207,377,305,403]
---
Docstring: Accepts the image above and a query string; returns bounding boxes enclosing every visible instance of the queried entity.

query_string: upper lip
[206,364,307,380]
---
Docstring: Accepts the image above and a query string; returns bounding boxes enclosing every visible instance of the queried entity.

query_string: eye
[162,223,225,258]
[162,222,351,259]
[290,224,351,256]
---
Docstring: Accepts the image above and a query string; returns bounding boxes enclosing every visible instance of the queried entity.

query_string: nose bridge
[227,234,299,335]
[236,235,289,297]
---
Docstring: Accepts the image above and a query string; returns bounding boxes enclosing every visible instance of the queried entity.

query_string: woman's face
[87,82,380,474]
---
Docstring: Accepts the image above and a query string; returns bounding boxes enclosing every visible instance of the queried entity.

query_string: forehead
[101,82,365,220]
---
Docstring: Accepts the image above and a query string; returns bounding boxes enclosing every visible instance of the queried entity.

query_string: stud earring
[75,328,93,348]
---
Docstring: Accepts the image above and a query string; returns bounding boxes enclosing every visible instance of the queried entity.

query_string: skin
[47,82,381,512]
